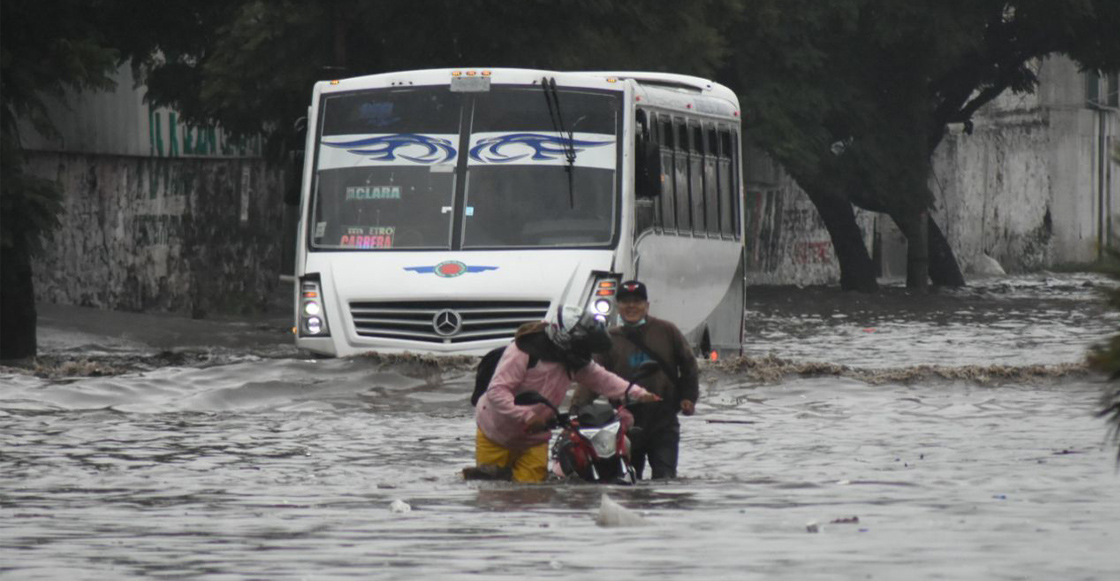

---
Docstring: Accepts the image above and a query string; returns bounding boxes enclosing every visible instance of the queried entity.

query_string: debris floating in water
[595,494,648,528]
[389,499,412,513]
[806,521,821,533]
[709,354,1089,385]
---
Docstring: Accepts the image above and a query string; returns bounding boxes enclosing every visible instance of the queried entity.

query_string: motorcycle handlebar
[526,412,570,434]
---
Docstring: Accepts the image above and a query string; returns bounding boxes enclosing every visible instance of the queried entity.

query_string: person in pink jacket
[473,305,659,482]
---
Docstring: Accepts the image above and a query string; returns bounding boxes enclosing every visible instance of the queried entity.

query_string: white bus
[294,68,745,357]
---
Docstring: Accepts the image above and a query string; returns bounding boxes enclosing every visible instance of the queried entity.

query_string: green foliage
[0,0,127,254]
[0,132,62,254]
[1089,245,1120,460]
[1091,145,1120,458]
[0,1,121,140]
[135,0,737,160]
[722,0,1120,220]
[1089,247,1120,379]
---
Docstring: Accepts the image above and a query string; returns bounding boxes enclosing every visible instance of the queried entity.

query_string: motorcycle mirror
[513,391,550,407]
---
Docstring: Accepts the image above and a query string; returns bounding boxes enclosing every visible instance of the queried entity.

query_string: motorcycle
[514,361,659,485]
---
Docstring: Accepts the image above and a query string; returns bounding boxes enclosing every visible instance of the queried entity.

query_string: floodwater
[2,274,1119,580]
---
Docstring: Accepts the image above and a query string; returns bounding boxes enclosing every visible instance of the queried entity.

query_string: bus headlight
[583,274,620,322]
[299,276,331,337]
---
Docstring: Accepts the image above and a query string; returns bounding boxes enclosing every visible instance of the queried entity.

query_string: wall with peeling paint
[19,65,262,160]
[21,59,1115,310]
[742,144,876,285]
[19,63,286,318]
[26,153,285,317]
[924,56,1118,276]
[744,55,1117,285]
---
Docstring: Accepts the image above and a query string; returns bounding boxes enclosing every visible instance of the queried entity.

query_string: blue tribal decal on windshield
[469,133,614,163]
[322,134,457,164]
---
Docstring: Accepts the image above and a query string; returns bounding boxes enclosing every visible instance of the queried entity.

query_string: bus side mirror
[635,140,662,199]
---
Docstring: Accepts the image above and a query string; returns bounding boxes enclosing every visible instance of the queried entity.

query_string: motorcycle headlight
[582,421,621,458]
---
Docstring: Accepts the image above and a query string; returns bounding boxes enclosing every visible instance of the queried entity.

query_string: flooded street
[3,274,1119,580]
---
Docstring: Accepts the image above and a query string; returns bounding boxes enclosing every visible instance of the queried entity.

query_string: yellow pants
[475,428,549,483]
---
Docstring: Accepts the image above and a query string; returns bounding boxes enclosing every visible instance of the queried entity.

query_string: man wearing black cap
[571,279,699,479]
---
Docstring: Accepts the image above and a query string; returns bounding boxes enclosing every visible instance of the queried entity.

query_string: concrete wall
[20,57,1116,309]
[745,54,1118,285]
[924,56,1118,275]
[19,65,262,159]
[742,143,876,285]
[20,63,287,317]
[27,152,285,317]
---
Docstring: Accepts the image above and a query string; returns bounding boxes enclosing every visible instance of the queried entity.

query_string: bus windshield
[311,84,621,251]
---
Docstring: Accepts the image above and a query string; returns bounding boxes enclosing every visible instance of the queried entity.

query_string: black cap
[616,280,648,302]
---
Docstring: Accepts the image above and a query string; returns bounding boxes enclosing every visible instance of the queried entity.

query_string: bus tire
[699,328,712,358]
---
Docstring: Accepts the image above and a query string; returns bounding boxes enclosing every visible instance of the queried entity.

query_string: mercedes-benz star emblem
[432,309,463,337]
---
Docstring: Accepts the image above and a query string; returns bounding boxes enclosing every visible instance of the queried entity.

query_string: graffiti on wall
[744,183,858,285]
[793,240,833,264]
[148,105,262,158]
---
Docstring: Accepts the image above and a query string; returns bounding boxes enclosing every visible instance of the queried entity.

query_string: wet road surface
[2,273,1118,580]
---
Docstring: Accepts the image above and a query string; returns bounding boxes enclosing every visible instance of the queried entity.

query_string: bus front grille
[349,300,552,344]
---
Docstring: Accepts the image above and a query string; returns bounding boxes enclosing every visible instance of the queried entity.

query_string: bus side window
[734,131,743,238]
[636,109,649,141]
[634,109,657,234]
[721,130,739,238]
[659,116,676,231]
[673,118,690,232]
[689,122,705,236]
[704,123,720,236]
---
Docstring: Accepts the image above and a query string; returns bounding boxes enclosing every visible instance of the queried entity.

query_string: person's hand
[680,399,696,416]
[635,392,661,404]
[524,408,553,433]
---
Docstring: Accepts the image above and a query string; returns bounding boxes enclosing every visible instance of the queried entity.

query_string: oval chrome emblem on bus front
[434,260,467,278]
[404,262,499,276]
[432,309,463,336]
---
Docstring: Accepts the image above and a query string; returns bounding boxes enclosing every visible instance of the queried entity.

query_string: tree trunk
[888,210,966,288]
[0,242,38,360]
[803,188,878,292]
[905,209,929,291]
[927,216,965,286]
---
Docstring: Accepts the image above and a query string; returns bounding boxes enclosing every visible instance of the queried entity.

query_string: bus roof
[584,71,737,103]
[318,68,737,105]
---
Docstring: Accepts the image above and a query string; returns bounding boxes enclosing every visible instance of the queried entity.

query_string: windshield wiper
[542,76,577,208]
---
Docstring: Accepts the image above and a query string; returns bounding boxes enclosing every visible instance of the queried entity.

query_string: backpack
[471,345,539,406]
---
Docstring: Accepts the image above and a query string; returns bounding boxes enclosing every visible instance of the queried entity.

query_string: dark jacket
[571,316,699,429]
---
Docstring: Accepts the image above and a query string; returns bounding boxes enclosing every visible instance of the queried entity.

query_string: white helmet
[546,304,586,350]
[547,304,610,353]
